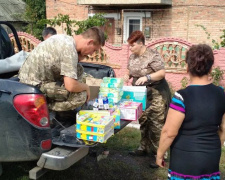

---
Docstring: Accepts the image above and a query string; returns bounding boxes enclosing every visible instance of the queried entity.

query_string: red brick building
[46,0,225,46]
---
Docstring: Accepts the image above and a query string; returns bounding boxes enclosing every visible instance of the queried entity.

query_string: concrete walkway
[126,121,140,129]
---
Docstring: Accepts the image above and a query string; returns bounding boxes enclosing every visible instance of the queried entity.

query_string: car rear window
[0,25,14,59]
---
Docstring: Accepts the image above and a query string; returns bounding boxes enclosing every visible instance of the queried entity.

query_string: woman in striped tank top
[156,44,225,180]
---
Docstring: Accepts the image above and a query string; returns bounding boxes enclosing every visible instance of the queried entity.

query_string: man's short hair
[42,27,57,39]
[81,27,105,46]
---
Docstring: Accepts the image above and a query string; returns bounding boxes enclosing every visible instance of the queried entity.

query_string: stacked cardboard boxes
[76,110,114,143]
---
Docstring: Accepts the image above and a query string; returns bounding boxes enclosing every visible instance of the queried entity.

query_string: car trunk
[0,79,52,161]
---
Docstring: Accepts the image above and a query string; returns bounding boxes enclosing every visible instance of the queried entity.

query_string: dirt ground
[1,146,225,180]
[0,148,167,180]
[40,147,168,180]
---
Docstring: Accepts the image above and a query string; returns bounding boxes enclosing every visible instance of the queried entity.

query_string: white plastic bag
[0,50,29,74]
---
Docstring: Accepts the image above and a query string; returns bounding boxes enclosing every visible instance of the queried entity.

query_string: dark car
[0,22,128,179]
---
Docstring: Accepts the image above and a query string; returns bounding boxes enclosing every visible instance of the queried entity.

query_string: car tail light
[13,94,50,128]
[41,139,52,150]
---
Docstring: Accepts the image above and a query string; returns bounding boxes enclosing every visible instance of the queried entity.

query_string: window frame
[123,12,146,43]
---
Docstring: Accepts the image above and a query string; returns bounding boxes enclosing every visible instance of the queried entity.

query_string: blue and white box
[121,86,147,110]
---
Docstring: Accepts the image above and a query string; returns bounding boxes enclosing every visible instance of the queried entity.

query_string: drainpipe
[121,9,124,44]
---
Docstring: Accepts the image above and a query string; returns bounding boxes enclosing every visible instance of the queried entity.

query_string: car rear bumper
[37,146,89,170]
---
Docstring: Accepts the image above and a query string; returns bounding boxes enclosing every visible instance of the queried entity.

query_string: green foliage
[100,127,141,151]
[180,77,189,89]
[41,13,108,36]
[22,0,107,39]
[40,14,75,36]
[210,66,224,86]
[196,24,225,50]
[219,29,225,47]
[22,0,46,40]
[213,29,225,49]
[168,82,176,96]
[180,66,224,88]
[195,24,211,40]
[74,14,107,35]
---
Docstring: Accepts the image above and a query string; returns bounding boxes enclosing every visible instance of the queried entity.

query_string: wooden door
[103,18,115,44]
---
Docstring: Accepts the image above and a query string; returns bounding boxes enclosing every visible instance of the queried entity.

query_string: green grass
[0,127,225,180]
[99,127,141,151]
[220,147,225,175]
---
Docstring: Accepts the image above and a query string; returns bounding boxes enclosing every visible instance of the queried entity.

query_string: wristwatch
[146,74,151,82]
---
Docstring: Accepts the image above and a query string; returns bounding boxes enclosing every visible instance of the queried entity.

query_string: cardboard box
[109,107,121,129]
[86,77,103,86]
[76,110,114,133]
[76,128,114,143]
[86,77,102,100]
[76,117,114,134]
[119,101,142,121]
[122,86,147,110]
[89,86,100,100]
[76,110,114,143]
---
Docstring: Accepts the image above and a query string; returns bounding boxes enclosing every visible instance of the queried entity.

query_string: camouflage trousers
[39,64,89,112]
[138,88,166,155]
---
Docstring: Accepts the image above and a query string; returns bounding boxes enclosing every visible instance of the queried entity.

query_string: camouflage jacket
[18,34,78,86]
[18,35,89,111]
[128,47,165,78]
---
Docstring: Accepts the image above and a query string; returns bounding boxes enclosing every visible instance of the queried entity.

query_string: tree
[22,0,46,40]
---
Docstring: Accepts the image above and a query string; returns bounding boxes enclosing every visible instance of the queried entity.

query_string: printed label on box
[119,101,142,121]
[120,109,137,121]
[122,86,147,110]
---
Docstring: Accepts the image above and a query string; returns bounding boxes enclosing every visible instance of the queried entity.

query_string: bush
[180,66,224,88]
[210,67,224,86]
[22,0,46,40]
[40,13,108,36]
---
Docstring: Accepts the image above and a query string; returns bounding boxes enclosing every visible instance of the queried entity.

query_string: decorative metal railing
[148,38,192,73]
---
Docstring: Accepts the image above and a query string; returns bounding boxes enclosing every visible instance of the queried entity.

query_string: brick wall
[213,48,225,86]
[46,0,225,46]
[46,0,88,33]
[151,1,225,45]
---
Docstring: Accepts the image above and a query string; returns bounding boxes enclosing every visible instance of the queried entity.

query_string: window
[129,19,141,35]
[0,25,14,59]
[123,12,148,43]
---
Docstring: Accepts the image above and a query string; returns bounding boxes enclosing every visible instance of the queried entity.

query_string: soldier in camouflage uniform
[18,27,105,125]
[124,31,171,168]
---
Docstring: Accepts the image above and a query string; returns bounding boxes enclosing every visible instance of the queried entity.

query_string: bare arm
[64,76,90,101]
[123,69,131,83]
[150,69,165,81]
[219,113,225,147]
[135,69,165,85]
[156,108,185,167]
